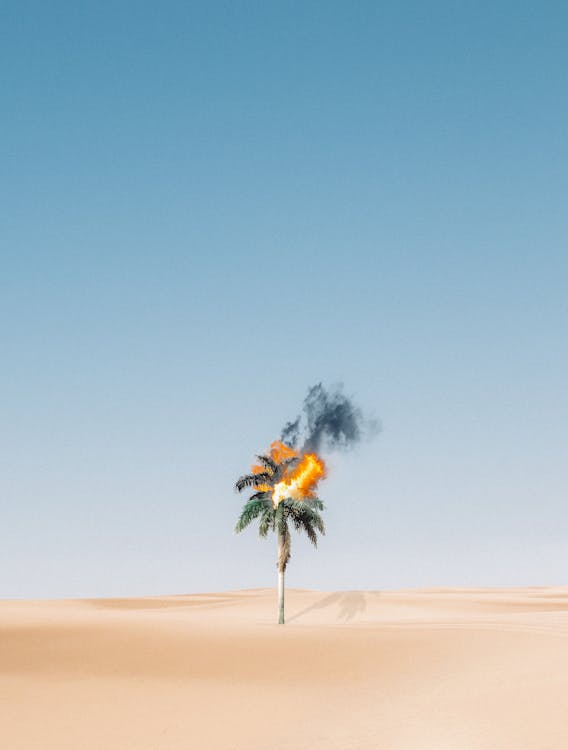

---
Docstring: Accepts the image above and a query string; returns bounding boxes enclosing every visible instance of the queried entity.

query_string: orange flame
[269,440,298,464]
[272,452,326,507]
[249,440,326,506]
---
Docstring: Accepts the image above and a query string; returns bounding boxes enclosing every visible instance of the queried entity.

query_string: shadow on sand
[288,591,371,623]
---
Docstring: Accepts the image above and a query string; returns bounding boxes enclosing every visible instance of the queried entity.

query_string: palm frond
[258,507,275,538]
[304,506,325,536]
[235,472,273,492]
[255,454,278,475]
[248,491,270,503]
[284,498,325,527]
[235,497,271,533]
[304,497,324,512]
[283,498,326,540]
[300,519,319,547]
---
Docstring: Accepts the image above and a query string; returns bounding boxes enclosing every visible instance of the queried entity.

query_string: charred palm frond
[235,472,274,492]
[255,454,278,476]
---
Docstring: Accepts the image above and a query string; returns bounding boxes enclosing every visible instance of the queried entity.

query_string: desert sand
[2,587,568,749]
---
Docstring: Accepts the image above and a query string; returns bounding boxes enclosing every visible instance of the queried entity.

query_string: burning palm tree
[235,441,326,624]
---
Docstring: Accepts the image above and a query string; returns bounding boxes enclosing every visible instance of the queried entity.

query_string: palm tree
[235,452,325,624]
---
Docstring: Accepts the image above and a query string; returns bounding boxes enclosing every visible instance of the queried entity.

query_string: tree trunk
[277,531,285,624]
[278,568,285,624]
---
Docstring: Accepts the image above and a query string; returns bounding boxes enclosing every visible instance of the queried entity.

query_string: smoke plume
[281,383,379,454]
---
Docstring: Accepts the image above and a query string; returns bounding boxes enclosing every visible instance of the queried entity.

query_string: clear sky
[2,2,567,597]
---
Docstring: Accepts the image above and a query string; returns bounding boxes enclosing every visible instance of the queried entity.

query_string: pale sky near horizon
[2,2,567,598]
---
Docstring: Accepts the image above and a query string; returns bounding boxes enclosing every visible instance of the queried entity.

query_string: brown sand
[2,587,568,749]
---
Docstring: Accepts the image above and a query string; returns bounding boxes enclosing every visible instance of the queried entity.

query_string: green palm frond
[258,507,275,538]
[289,512,303,533]
[303,506,325,536]
[305,497,324,512]
[300,519,318,547]
[283,498,325,534]
[235,496,272,533]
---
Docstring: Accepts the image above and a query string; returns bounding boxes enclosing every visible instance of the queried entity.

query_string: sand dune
[2,587,568,749]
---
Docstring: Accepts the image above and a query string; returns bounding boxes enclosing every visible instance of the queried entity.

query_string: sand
[2,587,568,749]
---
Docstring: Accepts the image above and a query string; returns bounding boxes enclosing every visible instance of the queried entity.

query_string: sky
[2,1,567,598]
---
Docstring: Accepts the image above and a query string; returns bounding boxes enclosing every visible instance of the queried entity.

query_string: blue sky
[2,2,567,597]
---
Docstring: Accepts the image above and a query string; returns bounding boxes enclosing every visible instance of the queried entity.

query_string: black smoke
[281,383,380,454]
[280,415,301,449]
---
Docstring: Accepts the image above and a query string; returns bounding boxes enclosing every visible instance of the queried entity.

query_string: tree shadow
[288,591,369,623]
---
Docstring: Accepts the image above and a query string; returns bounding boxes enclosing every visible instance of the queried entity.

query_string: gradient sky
[2,2,567,597]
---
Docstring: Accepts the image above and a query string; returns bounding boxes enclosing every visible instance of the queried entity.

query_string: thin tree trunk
[278,568,285,624]
[277,531,285,624]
